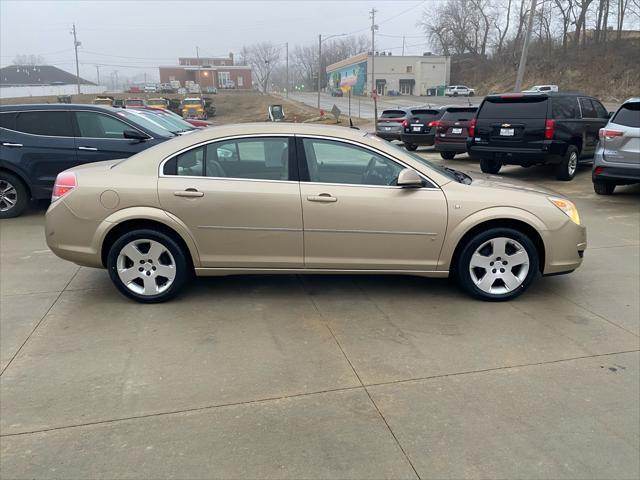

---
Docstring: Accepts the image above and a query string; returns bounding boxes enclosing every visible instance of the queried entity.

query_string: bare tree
[244,42,282,93]
[12,54,45,65]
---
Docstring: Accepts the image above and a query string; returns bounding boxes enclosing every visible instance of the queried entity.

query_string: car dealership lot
[1,151,638,479]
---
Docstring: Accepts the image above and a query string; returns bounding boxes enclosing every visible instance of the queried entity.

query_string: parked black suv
[467,93,610,180]
[400,106,446,151]
[0,104,175,218]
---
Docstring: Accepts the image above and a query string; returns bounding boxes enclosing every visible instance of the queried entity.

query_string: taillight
[51,171,76,202]
[428,120,442,128]
[594,166,604,175]
[599,129,624,139]
[469,118,477,137]
[401,119,408,128]
[544,119,555,140]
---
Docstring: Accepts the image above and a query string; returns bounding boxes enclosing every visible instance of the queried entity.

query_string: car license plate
[500,128,515,136]
[452,128,463,134]
[412,125,422,132]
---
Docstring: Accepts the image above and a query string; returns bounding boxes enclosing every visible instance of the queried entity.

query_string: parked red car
[434,105,478,160]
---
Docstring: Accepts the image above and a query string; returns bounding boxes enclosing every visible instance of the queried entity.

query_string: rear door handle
[78,146,98,151]
[307,193,337,203]
[1,142,22,148]
[174,188,204,198]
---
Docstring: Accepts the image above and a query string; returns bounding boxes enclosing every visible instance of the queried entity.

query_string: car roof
[0,103,124,113]
[485,92,594,99]
[622,97,640,104]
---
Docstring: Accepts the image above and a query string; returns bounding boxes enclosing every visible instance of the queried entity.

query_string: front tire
[0,172,29,219]
[107,229,190,303]
[556,145,579,181]
[440,151,456,160]
[404,143,418,151]
[480,158,502,174]
[594,181,616,195]
[455,228,539,301]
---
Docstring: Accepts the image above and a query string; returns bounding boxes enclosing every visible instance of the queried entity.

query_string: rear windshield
[441,108,477,121]
[409,109,441,121]
[380,110,406,118]
[479,96,548,119]
[613,102,640,128]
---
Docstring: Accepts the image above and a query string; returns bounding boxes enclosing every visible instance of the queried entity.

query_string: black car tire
[480,158,502,174]
[440,151,456,160]
[556,145,579,181]
[107,229,191,303]
[594,181,616,195]
[0,172,29,219]
[404,143,418,151]
[453,92,459,97]
[455,227,539,301]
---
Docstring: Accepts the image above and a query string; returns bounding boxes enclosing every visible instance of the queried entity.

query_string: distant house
[0,65,95,87]
[159,53,252,90]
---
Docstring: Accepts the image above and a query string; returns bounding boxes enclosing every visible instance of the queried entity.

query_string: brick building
[159,54,252,89]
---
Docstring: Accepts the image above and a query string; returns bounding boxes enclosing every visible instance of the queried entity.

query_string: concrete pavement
[1,150,638,479]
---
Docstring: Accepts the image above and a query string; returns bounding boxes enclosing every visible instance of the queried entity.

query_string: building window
[406,66,412,73]
[218,71,231,88]
[237,76,243,87]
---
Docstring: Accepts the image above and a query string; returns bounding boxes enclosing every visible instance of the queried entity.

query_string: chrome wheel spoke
[506,250,528,266]
[147,241,166,262]
[142,276,159,296]
[491,238,507,257]
[476,272,496,292]
[155,264,175,279]
[470,253,491,269]
[119,267,141,284]
[121,243,145,263]
[116,238,176,297]
[502,272,521,291]
[469,236,530,295]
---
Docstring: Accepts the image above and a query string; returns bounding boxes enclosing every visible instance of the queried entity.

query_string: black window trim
[72,110,152,140]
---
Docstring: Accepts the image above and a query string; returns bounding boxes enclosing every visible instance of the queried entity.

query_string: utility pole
[317,34,322,110]
[114,70,119,91]
[402,36,406,56]
[71,23,81,95]
[285,42,289,98]
[196,46,201,89]
[515,0,537,91]
[370,8,378,129]
[95,65,100,85]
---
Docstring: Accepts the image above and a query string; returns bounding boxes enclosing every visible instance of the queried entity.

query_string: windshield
[183,99,202,106]
[147,100,165,105]
[367,134,459,183]
[115,110,173,137]
[152,112,195,131]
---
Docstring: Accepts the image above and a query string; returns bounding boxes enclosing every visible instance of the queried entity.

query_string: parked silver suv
[592,97,640,194]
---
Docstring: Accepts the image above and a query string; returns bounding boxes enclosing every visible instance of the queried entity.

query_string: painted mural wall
[327,61,367,96]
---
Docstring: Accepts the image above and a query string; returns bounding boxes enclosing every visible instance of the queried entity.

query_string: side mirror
[123,129,148,141]
[607,111,613,118]
[397,168,423,188]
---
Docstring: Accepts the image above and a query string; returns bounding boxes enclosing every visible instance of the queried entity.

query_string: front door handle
[78,146,98,151]
[174,188,204,198]
[307,193,337,203]
[1,142,23,148]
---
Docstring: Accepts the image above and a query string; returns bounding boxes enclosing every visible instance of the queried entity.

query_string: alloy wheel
[0,179,17,212]
[568,152,578,176]
[116,239,176,296]
[469,237,530,295]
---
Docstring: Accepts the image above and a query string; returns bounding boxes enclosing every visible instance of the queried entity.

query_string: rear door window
[479,97,548,119]
[409,109,441,122]
[592,100,609,119]
[15,111,74,136]
[579,98,597,118]
[441,108,477,122]
[380,110,406,119]
[552,97,579,119]
[612,102,640,128]
[0,112,16,130]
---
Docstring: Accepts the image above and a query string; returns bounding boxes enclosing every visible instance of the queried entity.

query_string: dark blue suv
[0,104,175,218]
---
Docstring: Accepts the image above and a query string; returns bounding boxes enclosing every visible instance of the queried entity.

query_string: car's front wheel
[0,172,29,219]
[404,143,418,151]
[593,181,616,195]
[440,151,456,160]
[456,228,539,301]
[107,229,190,303]
[480,158,502,174]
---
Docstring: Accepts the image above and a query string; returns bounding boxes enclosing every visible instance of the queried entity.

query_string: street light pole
[317,34,322,110]
[370,8,378,130]
[286,42,289,98]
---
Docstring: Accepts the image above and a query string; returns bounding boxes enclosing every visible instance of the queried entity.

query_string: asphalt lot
[1,149,639,479]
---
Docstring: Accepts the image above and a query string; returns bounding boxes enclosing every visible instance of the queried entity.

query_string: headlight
[548,197,581,225]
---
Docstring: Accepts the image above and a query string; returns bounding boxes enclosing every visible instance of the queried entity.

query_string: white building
[326,52,450,97]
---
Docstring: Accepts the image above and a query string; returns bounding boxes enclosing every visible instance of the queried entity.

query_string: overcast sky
[0,0,431,82]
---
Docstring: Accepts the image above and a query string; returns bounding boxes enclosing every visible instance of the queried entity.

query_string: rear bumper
[435,141,467,153]
[376,131,402,141]
[467,144,561,165]
[401,133,436,146]
[592,164,640,184]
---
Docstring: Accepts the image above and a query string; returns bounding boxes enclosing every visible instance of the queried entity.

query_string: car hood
[468,175,563,197]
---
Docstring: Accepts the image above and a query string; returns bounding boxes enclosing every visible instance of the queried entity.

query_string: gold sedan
[45,123,586,303]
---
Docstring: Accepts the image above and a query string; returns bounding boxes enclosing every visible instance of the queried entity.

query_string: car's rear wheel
[593,181,616,195]
[404,143,418,151]
[440,151,456,160]
[480,158,502,174]
[556,145,579,181]
[107,229,190,303]
[456,228,539,301]
[0,172,29,219]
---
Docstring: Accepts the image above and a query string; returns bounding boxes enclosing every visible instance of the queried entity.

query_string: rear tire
[0,172,29,219]
[455,227,539,301]
[556,145,579,181]
[440,151,456,160]
[405,143,418,151]
[594,181,616,195]
[107,229,190,303]
[480,158,502,174]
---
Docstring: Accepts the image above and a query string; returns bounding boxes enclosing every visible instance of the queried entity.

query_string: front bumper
[543,219,587,276]
[401,132,436,146]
